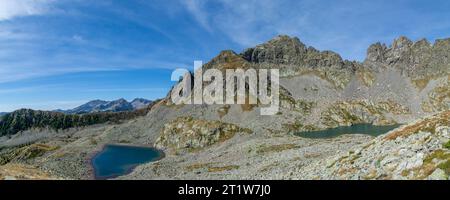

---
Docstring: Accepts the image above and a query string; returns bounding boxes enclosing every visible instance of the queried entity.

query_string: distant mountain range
[0,98,152,118]
[0,98,154,136]
[56,98,152,114]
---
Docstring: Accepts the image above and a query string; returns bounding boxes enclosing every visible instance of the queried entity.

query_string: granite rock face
[203,35,448,130]
[155,117,252,154]
[365,36,450,89]
[241,35,310,65]
[240,35,355,89]
[296,111,450,180]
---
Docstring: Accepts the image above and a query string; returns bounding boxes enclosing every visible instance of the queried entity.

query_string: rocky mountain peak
[197,35,352,89]
[216,50,239,60]
[434,38,450,47]
[131,98,152,109]
[112,98,128,103]
[239,35,349,72]
[365,36,413,64]
[87,99,108,105]
[366,42,388,62]
[241,35,308,64]
[204,50,250,70]
[391,36,413,50]
[383,36,414,63]
[412,38,431,49]
[100,99,133,112]
[61,98,152,114]
[265,35,305,47]
[132,98,149,102]
[200,34,446,90]
[364,36,450,85]
[365,36,450,64]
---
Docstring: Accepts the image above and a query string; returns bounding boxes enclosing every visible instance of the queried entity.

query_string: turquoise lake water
[295,124,400,139]
[91,144,163,179]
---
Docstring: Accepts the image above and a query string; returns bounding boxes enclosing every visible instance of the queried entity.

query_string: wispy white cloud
[1,0,448,85]
[0,1,200,79]
[181,0,213,32]
[180,0,311,46]
[0,0,54,21]
[72,34,85,42]
[181,0,450,61]
[181,0,358,54]
[0,32,189,83]
[0,86,39,94]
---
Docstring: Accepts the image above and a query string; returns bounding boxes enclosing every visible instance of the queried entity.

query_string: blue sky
[0,0,449,112]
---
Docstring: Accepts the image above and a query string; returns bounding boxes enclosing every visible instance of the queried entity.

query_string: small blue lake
[91,144,164,180]
[295,124,400,139]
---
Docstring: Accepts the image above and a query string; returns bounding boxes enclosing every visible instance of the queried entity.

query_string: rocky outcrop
[320,100,410,127]
[161,34,449,143]
[421,78,450,112]
[241,35,309,65]
[203,50,251,71]
[0,163,61,180]
[0,144,59,165]
[155,117,252,154]
[365,36,450,89]
[297,111,450,180]
[240,35,355,89]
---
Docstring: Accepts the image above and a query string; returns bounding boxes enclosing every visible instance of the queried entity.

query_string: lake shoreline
[89,143,165,180]
[295,123,401,139]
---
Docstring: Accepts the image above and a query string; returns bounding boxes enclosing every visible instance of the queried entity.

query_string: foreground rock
[155,116,252,154]
[295,111,449,180]
[0,163,62,180]
[120,134,372,180]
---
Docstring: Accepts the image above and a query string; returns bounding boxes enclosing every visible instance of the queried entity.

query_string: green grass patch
[424,150,450,164]
[437,159,450,175]
[444,140,450,149]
